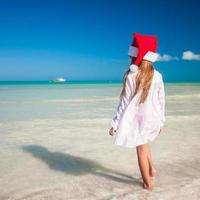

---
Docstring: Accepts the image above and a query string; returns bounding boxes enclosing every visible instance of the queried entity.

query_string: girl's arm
[111,74,135,131]
[158,74,166,127]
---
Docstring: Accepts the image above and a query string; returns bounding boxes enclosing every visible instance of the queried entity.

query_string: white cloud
[182,51,200,60]
[156,54,179,62]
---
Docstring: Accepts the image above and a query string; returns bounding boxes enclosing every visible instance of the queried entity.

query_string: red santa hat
[128,32,159,72]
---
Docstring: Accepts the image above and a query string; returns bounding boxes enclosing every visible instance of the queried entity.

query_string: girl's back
[111,67,165,148]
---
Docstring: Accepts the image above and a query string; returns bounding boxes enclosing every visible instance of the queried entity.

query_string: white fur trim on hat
[129,64,138,72]
[128,46,138,57]
[143,51,159,62]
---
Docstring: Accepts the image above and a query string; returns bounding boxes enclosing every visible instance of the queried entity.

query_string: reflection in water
[22,145,141,186]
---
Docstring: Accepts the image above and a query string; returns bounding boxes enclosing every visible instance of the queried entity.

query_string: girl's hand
[109,127,117,136]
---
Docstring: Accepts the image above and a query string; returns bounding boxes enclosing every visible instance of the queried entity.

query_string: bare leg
[136,143,153,189]
[146,144,157,177]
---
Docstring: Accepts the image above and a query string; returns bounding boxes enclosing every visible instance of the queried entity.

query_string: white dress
[111,67,166,148]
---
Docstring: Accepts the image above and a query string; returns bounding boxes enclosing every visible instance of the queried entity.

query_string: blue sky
[0,0,199,81]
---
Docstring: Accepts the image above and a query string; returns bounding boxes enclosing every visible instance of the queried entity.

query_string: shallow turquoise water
[0,80,199,85]
[0,80,121,85]
[0,82,200,199]
[0,82,200,122]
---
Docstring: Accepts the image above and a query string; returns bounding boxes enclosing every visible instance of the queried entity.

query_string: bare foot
[149,167,157,178]
[143,182,153,190]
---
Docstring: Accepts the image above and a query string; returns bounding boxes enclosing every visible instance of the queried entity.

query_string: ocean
[0,81,200,199]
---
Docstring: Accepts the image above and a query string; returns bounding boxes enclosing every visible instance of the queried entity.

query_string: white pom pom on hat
[129,64,139,72]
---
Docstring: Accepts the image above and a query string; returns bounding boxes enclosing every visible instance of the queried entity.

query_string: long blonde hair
[120,58,154,104]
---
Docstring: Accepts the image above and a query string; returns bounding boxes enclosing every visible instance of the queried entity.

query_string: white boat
[53,77,66,83]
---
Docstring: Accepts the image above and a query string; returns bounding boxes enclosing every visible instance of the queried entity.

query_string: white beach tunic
[111,67,166,148]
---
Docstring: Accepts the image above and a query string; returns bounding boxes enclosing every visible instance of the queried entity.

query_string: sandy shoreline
[0,83,200,199]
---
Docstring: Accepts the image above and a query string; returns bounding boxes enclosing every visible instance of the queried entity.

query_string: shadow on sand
[22,144,141,186]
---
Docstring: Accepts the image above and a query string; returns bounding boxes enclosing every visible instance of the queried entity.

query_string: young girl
[109,33,166,190]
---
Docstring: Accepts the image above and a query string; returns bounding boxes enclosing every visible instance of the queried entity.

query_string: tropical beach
[0,81,200,199]
[0,0,200,199]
